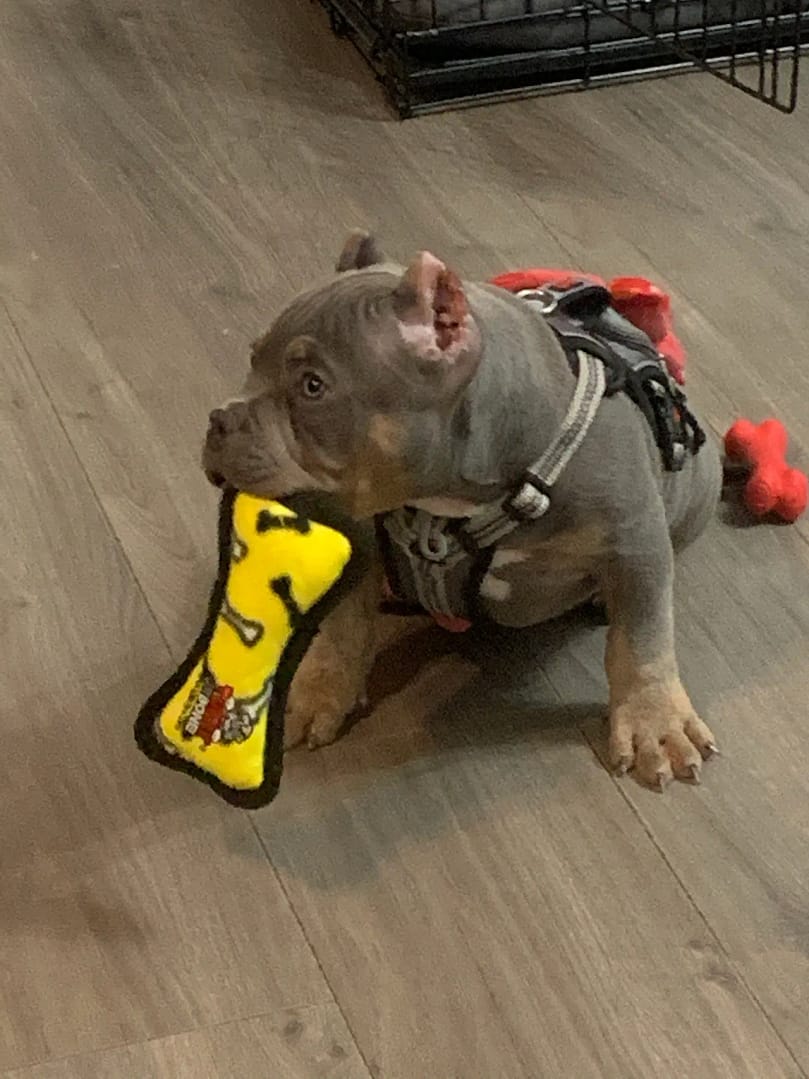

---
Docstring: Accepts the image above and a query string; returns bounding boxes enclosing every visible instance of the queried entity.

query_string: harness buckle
[509,476,552,521]
[670,442,687,470]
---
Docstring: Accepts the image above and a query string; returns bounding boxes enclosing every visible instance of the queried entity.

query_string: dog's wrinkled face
[203,233,482,516]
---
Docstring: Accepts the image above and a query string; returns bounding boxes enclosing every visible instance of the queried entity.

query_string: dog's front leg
[284,560,382,750]
[603,510,717,788]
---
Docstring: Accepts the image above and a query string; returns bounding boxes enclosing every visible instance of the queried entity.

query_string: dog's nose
[208,402,250,437]
[208,408,229,437]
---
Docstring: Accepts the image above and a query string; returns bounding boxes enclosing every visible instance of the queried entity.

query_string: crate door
[585,0,808,112]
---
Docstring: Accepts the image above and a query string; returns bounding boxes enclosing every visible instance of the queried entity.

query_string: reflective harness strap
[379,347,608,625]
[465,348,607,550]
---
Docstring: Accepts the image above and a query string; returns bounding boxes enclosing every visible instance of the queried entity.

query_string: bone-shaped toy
[135,491,374,808]
[724,418,808,523]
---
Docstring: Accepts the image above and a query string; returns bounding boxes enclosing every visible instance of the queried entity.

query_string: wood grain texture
[263,711,802,1079]
[3,0,809,1075]
[2,1006,369,1079]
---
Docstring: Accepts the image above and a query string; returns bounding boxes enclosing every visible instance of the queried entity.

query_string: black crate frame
[318,0,809,116]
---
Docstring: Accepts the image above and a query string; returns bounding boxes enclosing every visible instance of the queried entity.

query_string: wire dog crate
[318,0,809,116]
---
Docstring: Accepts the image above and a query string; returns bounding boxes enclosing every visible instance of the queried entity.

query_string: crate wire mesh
[319,0,809,116]
[588,1,804,110]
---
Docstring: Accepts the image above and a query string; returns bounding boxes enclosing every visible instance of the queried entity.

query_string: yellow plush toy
[135,491,374,808]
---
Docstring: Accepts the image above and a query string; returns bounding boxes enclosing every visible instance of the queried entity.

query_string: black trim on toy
[133,490,376,810]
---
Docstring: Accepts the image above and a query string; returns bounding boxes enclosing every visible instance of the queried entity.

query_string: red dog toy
[724,419,808,522]
[490,268,686,385]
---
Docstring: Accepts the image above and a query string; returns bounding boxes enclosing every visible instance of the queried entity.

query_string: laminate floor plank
[2,1006,370,1079]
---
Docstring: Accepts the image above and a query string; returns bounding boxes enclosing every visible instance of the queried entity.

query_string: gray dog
[203,232,722,789]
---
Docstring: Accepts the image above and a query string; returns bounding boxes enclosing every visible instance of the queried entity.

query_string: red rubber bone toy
[724,418,808,523]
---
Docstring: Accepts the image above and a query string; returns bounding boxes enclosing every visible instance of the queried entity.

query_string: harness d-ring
[515,287,558,315]
[417,514,450,562]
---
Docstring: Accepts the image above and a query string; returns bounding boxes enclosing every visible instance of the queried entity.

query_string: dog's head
[203,233,483,516]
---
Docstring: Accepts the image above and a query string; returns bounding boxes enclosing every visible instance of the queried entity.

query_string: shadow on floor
[256,611,611,890]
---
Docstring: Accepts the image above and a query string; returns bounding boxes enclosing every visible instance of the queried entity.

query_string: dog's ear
[336,230,386,273]
[392,251,475,364]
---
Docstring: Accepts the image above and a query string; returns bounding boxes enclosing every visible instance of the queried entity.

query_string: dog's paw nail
[685,763,701,784]
[703,742,720,760]
[613,757,632,777]
[655,770,672,792]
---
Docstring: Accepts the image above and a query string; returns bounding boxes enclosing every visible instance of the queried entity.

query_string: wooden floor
[3,2,809,1076]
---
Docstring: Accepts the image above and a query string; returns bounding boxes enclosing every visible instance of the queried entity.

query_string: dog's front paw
[609,681,718,789]
[283,702,350,751]
[284,655,367,752]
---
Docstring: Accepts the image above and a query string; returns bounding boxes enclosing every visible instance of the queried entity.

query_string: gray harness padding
[378,285,704,623]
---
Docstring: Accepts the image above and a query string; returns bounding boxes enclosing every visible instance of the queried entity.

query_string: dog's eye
[300,371,326,400]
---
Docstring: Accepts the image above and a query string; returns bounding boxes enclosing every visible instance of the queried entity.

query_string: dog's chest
[478,522,607,627]
[380,502,607,629]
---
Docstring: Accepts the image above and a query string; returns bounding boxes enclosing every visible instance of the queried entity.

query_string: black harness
[378,281,705,625]
[537,280,704,471]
